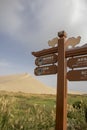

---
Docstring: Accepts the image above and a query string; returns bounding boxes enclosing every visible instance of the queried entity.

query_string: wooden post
[55,37,67,130]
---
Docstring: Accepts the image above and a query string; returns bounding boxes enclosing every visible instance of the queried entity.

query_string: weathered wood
[34,65,57,76]
[58,31,67,38]
[67,69,87,81]
[66,45,87,57]
[35,54,57,66]
[67,55,87,68]
[32,47,58,57]
[32,44,87,58]
[55,38,67,130]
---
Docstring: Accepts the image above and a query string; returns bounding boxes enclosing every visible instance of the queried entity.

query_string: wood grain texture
[67,69,87,81]
[67,55,87,68]
[55,38,67,130]
[32,43,87,58]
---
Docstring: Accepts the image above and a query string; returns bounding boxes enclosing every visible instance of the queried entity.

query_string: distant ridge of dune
[0,73,85,95]
[68,91,84,95]
[0,73,56,94]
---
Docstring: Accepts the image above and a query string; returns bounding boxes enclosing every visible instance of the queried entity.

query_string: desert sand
[0,73,84,95]
[0,73,56,94]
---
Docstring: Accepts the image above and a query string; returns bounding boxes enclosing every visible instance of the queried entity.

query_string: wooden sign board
[34,65,57,76]
[32,44,87,58]
[67,55,87,68]
[35,54,57,66]
[67,69,87,81]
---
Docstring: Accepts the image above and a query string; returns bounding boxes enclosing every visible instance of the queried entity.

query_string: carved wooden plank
[32,44,87,58]
[35,54,57,66]
[67,55,87,68]
[34,65,57,76]
[67,69,87,81]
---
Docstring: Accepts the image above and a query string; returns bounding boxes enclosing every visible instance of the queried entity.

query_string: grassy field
[0,91,87,130]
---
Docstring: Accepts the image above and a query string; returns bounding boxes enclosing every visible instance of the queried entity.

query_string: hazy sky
[0,0,87,92]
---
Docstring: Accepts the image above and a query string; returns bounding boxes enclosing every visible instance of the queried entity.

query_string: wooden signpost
[32,31,67,130]
[67,69,87,81]
[32,30,87,130]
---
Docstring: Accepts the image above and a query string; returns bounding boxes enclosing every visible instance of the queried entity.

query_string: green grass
[68,94,87,105]
[0,91,56,130]
[0,91,87,130]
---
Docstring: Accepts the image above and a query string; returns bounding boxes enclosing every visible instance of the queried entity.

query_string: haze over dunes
[0,73,56,94]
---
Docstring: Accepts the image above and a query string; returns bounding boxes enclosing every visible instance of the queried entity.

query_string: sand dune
[0,73,56,94]
[0,73,85,95]
[68,90,84,95]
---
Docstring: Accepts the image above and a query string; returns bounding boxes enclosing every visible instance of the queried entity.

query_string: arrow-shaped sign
[67,69,87,81]
[35,54,57,66]
[34,65,57,76]
[67,55,87,68]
